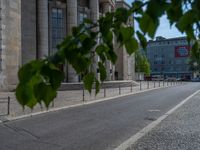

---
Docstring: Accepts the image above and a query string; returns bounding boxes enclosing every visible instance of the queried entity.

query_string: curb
[4,84,183,122]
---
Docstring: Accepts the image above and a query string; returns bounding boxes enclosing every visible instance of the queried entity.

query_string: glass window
[79,12,88,25]
[51,8,65,52]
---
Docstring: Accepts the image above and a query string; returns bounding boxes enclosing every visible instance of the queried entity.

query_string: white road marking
[114,89,200,150]
[148,109,160,112]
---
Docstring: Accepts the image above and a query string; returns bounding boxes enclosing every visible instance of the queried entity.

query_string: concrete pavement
[129,86,200,150]
[0,82,199,150]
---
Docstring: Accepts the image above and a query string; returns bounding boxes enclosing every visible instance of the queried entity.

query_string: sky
[125,0,185,39]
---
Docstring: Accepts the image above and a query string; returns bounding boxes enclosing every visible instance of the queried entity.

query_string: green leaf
[99,12,114,36]
[114,8,130,24]
[125,38,138,55]
[98,62,107,81]
[72,24,84,36]
[18,60,42,83]
[120,26,134,43]
[104,31,113,44]
[83,18,93,24]
[96,44,107,63]
[83,73,95,93]
[41,64,64,90]
[146,0,166,19]
[16,83,36,108]
[95,79,100,95]
[81,37,97,54]
[139,13,159,38]
[166,1,183,25]
[176,10,196,32]
[131,0,144,14]
[136,31,147,49]
[34,83,57,108]
[106,48,117,64]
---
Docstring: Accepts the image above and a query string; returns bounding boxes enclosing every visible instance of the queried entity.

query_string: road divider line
[114,89,200,150]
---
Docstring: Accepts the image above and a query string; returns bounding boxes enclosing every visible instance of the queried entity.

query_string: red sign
[175,46,190,57]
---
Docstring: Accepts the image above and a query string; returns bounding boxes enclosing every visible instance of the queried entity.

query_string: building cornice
[99,0,115,7]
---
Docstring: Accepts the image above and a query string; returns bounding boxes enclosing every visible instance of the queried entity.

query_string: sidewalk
[129,90,200,150]
[0,81,182,121]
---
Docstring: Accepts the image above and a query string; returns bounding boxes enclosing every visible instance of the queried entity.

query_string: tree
[16,0,200,109]
[189,40,200,76]
[135,50,150,76]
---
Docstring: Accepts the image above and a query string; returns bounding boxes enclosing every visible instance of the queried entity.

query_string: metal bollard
[119,85,121,95]
[104,87,106,97]
[154,81,155,88]
[140,80,142,90]
[131,83,133,92]
[147,81,149,89]
[7,96,10,115]
[82,87,85,101]
[52,100,54,107]
[159,81,160,87]
[167,81,168,86]
[163,81,164,86]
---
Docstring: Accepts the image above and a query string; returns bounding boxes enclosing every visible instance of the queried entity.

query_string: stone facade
[0,0,135,91]
[115,0,135,80]
[0,0,21,91]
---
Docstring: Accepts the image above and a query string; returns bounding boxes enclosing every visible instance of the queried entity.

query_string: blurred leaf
[34,83,57,108]
[95,79,100,95]
[83,73,95,93]
[136,31,147,49]
[96,44,107,63]
[139,13,159,38]
[98,62,107,81]
[120,26,134,43]
[125,38,138,55]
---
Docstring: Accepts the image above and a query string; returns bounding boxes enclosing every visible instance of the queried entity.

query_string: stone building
[0,0,135,91]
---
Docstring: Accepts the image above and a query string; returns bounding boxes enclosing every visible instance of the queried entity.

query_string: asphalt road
[1,83,200,150]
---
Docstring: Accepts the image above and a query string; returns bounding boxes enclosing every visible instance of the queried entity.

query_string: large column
[37,0,49,59]
[21,0,37,64]
[0,0,21,91]
[90,0,99,80]
[90,0,99,22]
[66,0,79,82]
[102,2,112,81]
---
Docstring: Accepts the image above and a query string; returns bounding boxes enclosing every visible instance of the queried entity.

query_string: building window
[51,8,65,53]
[79,12,87,24]
[78,6,90,25]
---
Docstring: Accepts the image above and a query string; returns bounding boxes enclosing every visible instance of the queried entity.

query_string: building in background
[146,36,192,79]
[0,0,135,91]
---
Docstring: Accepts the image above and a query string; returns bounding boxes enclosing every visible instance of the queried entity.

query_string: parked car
[165,77,177,81]
[191,78,200,82]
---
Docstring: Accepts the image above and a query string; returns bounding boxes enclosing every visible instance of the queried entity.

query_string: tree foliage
[16,0,200,109]
[135,50,150,76]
